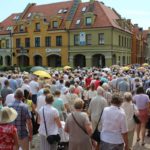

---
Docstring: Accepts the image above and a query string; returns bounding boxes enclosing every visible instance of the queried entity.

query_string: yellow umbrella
[63,66,72,70]
[138,67,146,72]
[142,63,149,67]
[123,66,130,71]
[33,70,51,78]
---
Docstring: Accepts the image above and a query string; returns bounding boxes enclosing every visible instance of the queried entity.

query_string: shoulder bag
[133,104,141,124]
[43,107,60,144]
[72,113,88,134]
[91,109,103,143]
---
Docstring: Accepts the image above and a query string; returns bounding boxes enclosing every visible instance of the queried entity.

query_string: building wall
[13,15,68,67]
[69,27,131,67]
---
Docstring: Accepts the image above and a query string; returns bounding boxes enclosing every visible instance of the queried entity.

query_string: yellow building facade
[13,12,69,67]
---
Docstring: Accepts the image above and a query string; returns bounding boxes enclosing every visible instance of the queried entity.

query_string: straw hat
[0,107,18,124]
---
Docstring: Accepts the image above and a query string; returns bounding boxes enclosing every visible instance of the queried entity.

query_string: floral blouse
[0,124,17,150]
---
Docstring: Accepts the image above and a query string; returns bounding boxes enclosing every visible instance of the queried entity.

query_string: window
[27,13,31,18]
[35,23,40,31]
[82,7,86,12]
[56,36,62,46]
[25,38,30,48]
[53,21,58,28]
[6,39,9,48]
[35,37,40,47]
[63,9,68,13]
[99,33,104,45]
[45,36,51,47]
[16,38,21,48]
[86,34,92,45]
[76,20,80,25]
[20,25,24,32]
[122,36,123,46]
[58,9,63,14]
[74,34,79,46]
[86,17,92,26]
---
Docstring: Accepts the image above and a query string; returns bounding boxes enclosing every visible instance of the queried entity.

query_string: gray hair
[97,86,104,95]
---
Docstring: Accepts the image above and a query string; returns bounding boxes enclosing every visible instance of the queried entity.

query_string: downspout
[68,29,70,66]
[111,27,114,65]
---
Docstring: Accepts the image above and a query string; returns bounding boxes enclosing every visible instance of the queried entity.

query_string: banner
[80,32,85,46]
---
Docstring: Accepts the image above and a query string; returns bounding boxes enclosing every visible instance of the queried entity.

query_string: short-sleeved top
[133,94,150,110]
[101,106,128,144]
[0,124,17,150]
[65,112,92,150]
[9,100,31,139]
[38,104,59,136]
[53,97,64,116]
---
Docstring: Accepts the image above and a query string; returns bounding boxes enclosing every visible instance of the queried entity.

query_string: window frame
[16,38,21,48]
[56,36,62,46]
[45,36,51,47]
[35,37,40,47]
[86,17,92,26]
[99,33,105,45]
[25,38,30,48]
[53,21,58,28]
[74,34,79,46]
[86,34,92,45]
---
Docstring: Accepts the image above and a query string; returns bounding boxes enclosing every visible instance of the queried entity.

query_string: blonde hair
[74,98,84,109]
[124,92,132,102]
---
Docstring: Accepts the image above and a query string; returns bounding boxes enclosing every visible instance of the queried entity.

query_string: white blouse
[38,104,59,136]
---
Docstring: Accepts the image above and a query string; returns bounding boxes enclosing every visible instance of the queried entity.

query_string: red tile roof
[70,1,131,32]
[22,1,73,29]
[0,13,21,35]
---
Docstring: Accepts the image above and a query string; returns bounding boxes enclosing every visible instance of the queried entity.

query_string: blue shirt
[9,100,31,139]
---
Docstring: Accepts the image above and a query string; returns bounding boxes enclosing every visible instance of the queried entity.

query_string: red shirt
[85,77,92,88]
[0,124,17,150]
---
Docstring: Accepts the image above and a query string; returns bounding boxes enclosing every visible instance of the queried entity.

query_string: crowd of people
[0,64,150,150]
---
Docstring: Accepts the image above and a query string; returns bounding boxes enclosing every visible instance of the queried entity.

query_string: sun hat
[0,107,18,124]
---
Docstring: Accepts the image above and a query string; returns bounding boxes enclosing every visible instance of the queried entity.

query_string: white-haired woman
[122,92,139,149]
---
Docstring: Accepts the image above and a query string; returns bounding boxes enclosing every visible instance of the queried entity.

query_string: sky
[0,0,149,30]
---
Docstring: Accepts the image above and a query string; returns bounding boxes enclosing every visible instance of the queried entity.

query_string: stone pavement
[30,133,150,150]
[132,133,150,150]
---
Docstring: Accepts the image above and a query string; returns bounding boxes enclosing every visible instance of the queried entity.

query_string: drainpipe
[67,29,70,66]
[111,27,114,65]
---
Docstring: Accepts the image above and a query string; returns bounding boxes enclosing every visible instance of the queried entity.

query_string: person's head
[0,107,17,124]
[102,83,109,91]
[111,93,123,107]
[14,88,24,100]
[45,94,54,104]
[124,92,133,102]
[136,86,145,94]
[97,86,104,96]
[69,85,75,93]
[43,88,51,95]
[74,98,84,110]
[90,83,95,91]
[54,90,61,97]
[4,80,9,87]
[24,89,30,99]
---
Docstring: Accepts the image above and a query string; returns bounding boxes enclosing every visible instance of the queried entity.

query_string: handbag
[133,104,141,124]
[91,109,103,142]
[43,107,61,144]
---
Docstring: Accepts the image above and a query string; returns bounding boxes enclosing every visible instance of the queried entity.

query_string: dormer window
[20,25,24,32]
[58,9,63,14]
[6,26,11,31]
[13,15,20,20]
[86,17,92,26]
[53,21,58,28]
[35,23,40,31]
[63,9,68,13]
[76,20,80,25]
[82,7,86,12]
